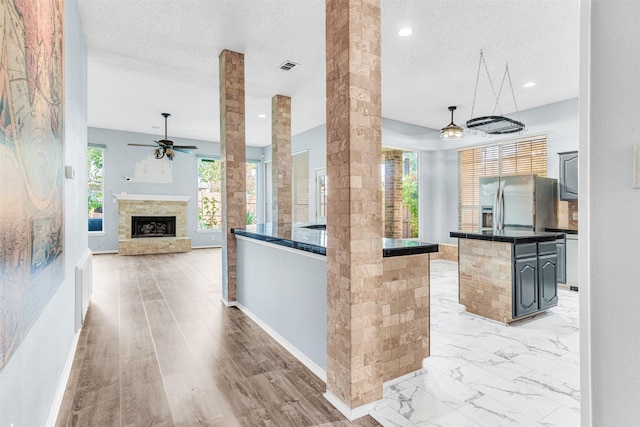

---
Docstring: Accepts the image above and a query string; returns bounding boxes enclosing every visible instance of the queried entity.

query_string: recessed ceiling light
[398,28,412,37]
[257,114,267,118]
[524,81,537,88]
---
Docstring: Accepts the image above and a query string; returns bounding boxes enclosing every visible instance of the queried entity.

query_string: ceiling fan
[128,113,198,160]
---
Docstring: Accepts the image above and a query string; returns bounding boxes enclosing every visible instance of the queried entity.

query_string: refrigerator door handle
[498,185,505,230]
[493,188,500,230]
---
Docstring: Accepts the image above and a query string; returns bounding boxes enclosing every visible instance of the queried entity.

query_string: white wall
[0,1,88,425]
[424,98,579,244]
[87,127,263,252]
[582,1,640,424]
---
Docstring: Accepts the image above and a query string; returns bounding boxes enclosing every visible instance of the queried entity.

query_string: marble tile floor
[370,260,580,427]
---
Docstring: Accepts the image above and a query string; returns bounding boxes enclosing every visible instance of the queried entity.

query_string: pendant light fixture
[440,106,465,140]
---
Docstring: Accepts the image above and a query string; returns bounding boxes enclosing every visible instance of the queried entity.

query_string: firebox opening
[131,216,176,238]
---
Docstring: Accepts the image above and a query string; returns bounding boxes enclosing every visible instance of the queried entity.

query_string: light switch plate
[572,212,579,221]
[634,145,640,189]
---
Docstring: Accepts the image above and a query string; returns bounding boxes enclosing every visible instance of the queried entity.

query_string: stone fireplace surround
[113,194,191,255]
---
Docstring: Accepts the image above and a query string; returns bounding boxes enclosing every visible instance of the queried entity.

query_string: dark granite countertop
[233,224,439,257]
[545,227,578,235]
[450,230,566,244]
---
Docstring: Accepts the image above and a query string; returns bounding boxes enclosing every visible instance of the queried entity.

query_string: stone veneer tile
[219,49,246,303]
[272,95,292,226]
[382,254,430,382]
[458,239,513,323]
[326,0,383,410]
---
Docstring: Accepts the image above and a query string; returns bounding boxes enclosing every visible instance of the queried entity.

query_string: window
[87,145,104,232]
[264,161,272,223]
[458,136,547,231]
[292,150,309,223]
[381,150,419,238]
[246,161,258,225]
[197,157,221,230]
[315,168,327,224]
[197,157,259,229]
[402,151,419,237]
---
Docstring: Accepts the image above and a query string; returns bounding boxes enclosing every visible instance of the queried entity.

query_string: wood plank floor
[56,248,379,427]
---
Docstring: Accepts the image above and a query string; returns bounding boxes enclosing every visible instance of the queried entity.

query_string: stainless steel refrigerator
[479,175,557,232]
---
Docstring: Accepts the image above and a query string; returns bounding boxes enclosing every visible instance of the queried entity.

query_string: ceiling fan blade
[174,145,198,149]
[173,147,193,153]
[128,143,158,147]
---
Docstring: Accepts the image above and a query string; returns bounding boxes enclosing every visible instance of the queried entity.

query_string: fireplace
[114,194,191,255]
[131,216,176,238]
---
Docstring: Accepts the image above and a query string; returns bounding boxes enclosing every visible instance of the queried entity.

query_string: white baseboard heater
[75,249,93,332]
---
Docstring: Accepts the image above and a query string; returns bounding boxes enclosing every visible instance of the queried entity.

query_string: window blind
[458,136,547,231]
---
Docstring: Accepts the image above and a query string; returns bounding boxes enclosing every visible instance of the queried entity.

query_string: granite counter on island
[450,230,565,324]
[232,224,439,383]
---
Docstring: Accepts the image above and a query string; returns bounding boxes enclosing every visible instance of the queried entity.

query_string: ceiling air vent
[278,60,299,71]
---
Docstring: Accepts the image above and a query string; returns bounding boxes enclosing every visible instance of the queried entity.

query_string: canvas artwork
[0,0,64,370]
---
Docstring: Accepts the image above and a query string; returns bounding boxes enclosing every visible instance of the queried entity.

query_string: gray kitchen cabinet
[556,238,566,283]
[513,241,558,318]
[514,257,539,318]
[539,253,559,309]
[559,151,579,200]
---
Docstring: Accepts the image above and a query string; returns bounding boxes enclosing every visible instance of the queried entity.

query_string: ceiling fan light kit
[128,113,198,160]
[466,49,525,136]
[440,106,465,140]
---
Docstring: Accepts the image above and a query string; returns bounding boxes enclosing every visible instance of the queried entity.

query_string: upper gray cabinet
[559,151,578,201]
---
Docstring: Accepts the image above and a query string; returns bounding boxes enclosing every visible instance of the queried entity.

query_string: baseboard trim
[235,302,327,382]
[46,329,81,427]
[221,298,237,307]
[323,391,379,421]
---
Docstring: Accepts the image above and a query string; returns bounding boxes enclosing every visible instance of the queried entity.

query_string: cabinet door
[559,151,579,201]
[556,241,566,283]
[539,253,559,309]
[514,257,538,318]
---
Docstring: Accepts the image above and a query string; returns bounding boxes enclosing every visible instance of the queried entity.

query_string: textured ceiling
[77,0,580,148]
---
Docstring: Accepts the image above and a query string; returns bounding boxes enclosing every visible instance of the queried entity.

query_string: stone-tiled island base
[452,230,564,324]
[457,239,514,323]
[114,194,192,255]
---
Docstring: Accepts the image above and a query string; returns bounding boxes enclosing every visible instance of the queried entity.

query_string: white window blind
[292,150,309,223]
[458,136,547,231]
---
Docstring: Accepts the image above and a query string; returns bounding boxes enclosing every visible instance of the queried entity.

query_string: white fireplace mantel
[113,193,191,202]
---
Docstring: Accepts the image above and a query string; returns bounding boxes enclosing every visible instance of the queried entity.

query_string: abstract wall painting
[0,0,64,370]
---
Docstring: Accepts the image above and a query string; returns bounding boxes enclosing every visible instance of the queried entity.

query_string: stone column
[325,0,383,413]
[271,95,292,228]
[384,150,403,239]
[219,49,246,304]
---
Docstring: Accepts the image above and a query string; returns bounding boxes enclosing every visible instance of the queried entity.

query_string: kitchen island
[450,230,565,324]
[233,224,438,382]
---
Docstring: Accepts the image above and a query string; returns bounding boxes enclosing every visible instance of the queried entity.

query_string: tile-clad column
[271,95,292,227]
[325,0,383,411]
[384,150,403,238]
[219,49,246,304]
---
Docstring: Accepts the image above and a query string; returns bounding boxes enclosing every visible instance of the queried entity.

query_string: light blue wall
[0,1,88,425]
[88,127,264,252]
